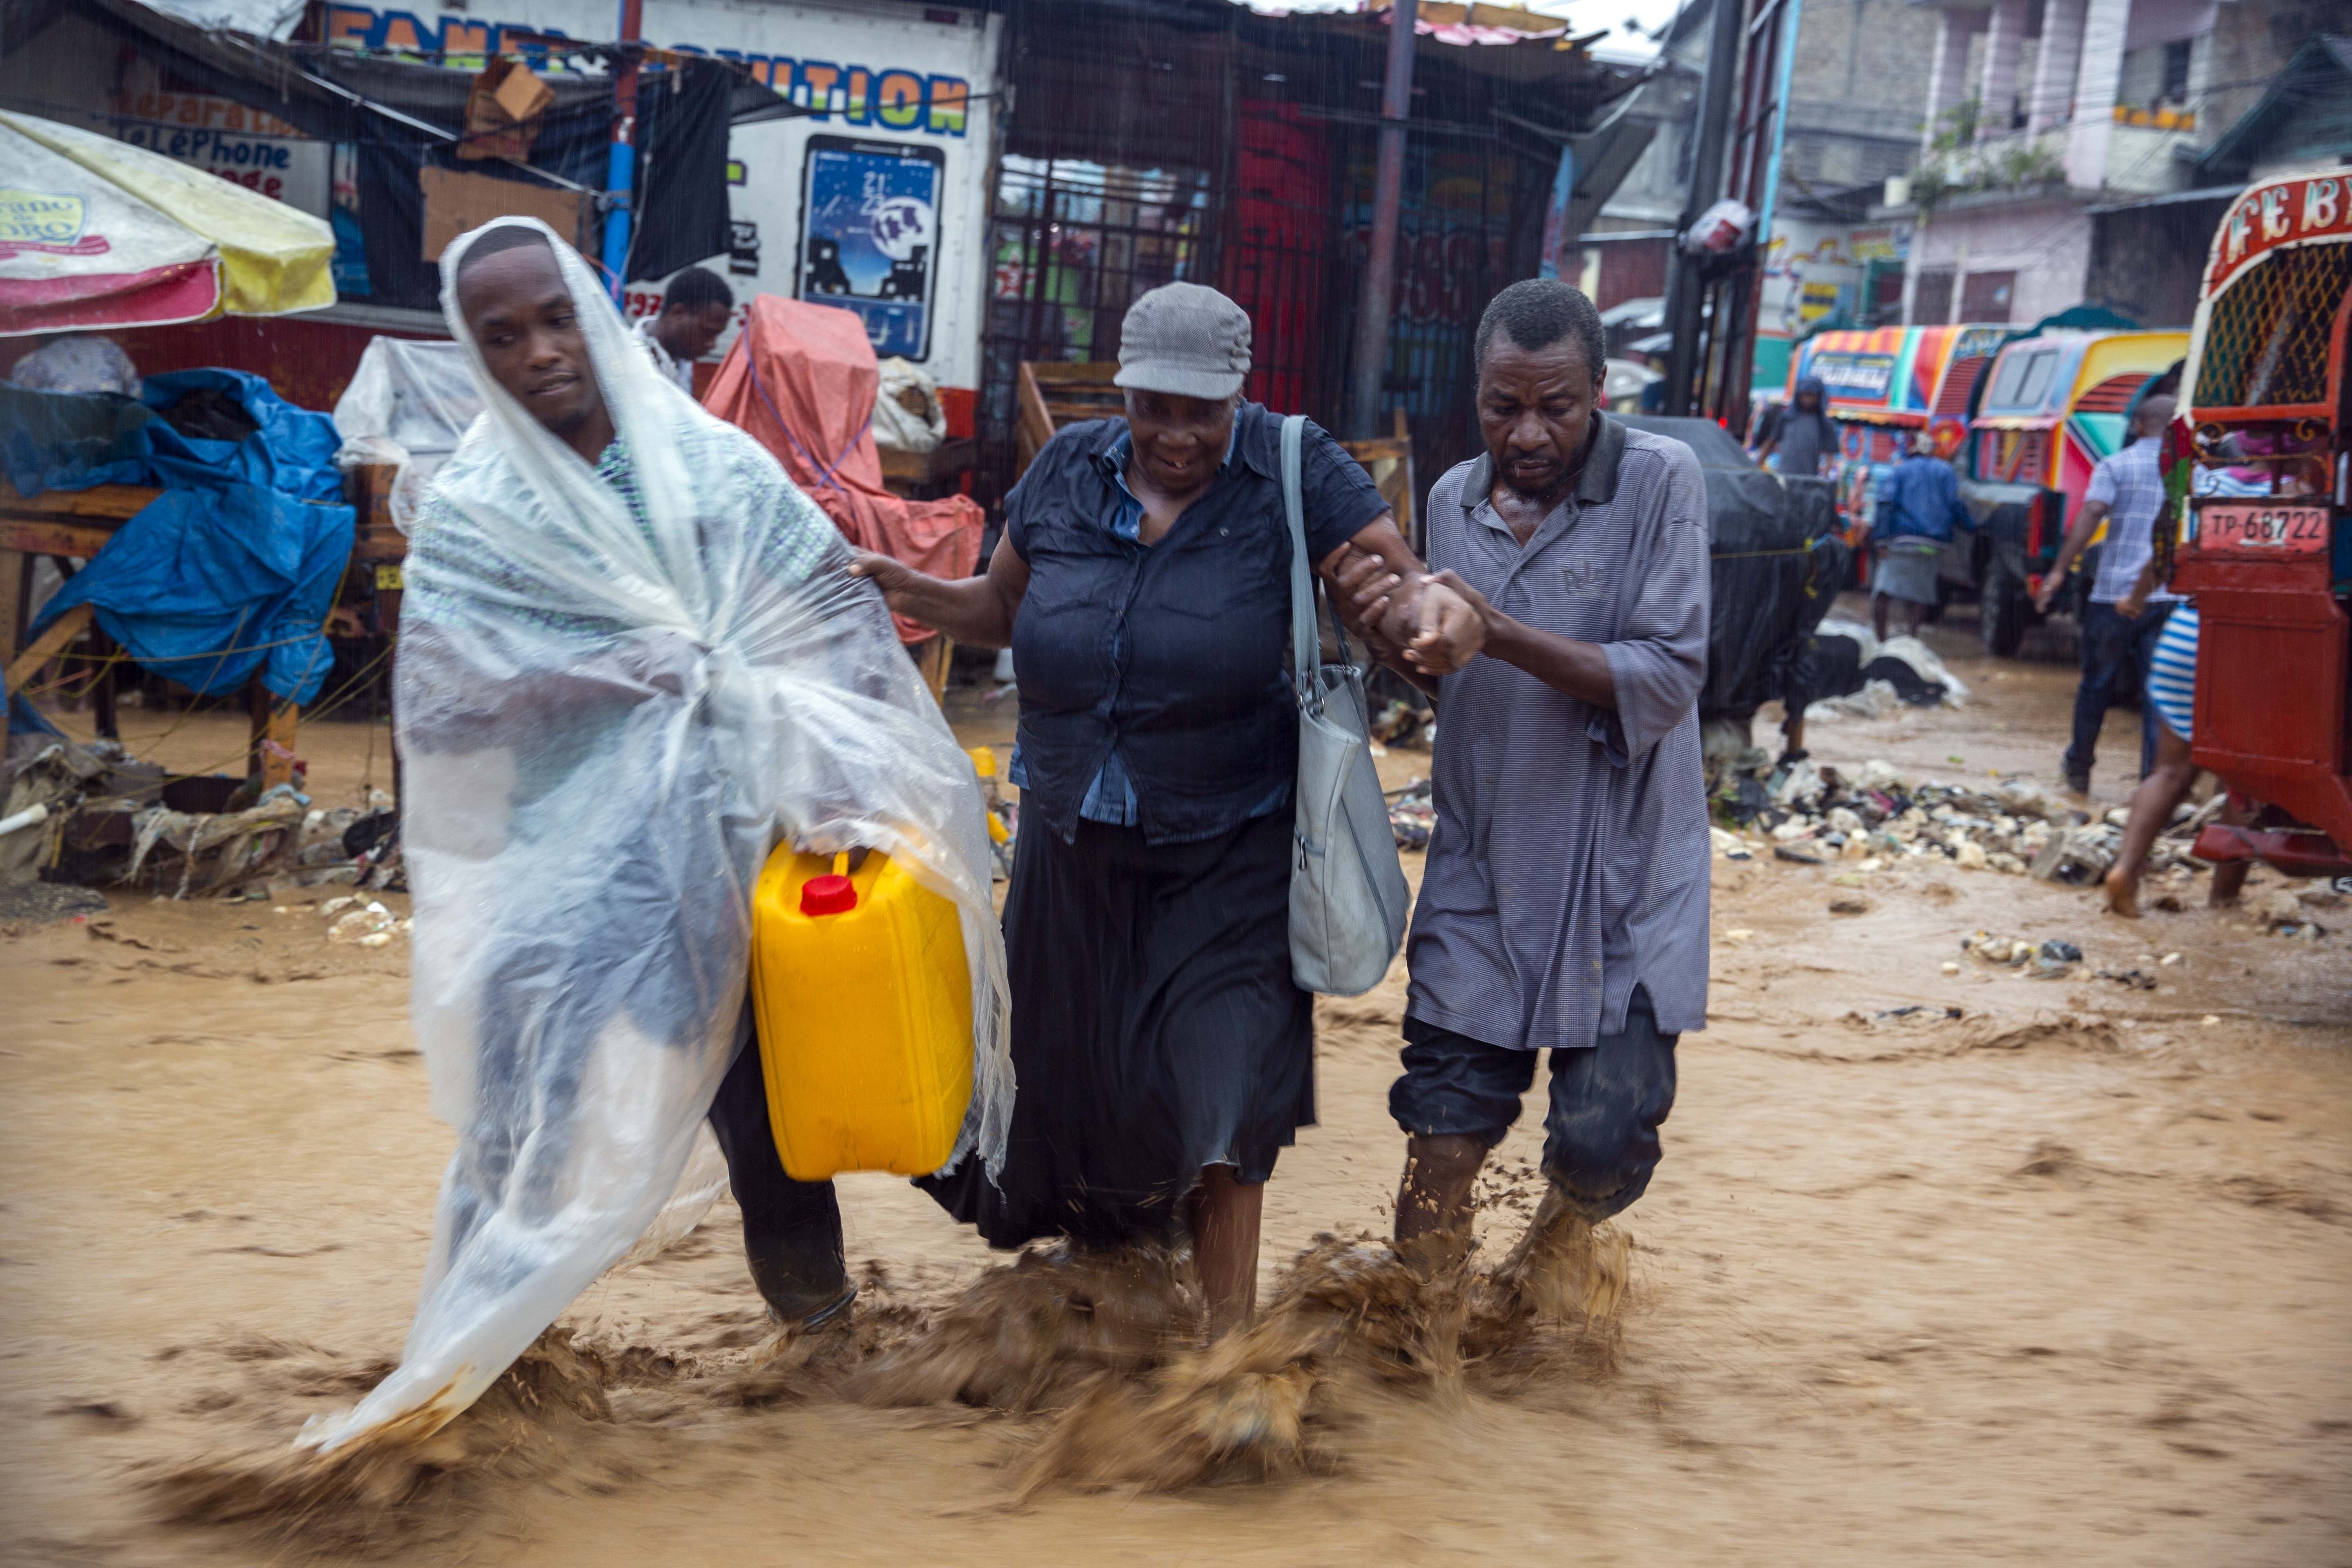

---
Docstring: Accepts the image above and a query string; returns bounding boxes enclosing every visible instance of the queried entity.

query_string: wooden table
[878,437,979,500]
[0,473,405,787]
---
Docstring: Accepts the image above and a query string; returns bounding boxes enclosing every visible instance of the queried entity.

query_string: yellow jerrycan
[748,847,973,1181]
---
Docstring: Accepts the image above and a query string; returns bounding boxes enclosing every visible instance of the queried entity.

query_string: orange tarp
[703,295,981,644]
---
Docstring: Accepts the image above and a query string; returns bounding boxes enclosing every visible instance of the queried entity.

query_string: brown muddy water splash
[143,1212,1632,1552]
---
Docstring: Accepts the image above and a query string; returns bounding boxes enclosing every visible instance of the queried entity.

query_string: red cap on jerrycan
[800,850,858,916]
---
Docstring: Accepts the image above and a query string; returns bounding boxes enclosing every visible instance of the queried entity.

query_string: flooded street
[3,600,2347,1566]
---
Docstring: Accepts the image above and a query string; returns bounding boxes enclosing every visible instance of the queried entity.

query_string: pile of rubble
[1712,756,2218,884]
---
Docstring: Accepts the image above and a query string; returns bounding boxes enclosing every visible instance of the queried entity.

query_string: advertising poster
[797,136,944,361]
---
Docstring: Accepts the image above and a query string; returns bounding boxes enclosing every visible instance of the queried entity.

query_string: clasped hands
[1325,549,1487,677]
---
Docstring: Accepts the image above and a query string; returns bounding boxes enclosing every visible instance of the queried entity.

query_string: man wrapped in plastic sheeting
[298,218,1010,1457]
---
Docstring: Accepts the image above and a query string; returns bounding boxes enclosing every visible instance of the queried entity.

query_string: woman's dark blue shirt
[1005,401,1387,845]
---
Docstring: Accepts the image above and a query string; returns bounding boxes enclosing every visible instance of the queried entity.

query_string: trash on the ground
[1828,894,1870,914]
[325,899,401,945]
[1386,777,1434,851]
[2094,967,2158,989]
[2030,939,2083,979]
[1371,697,1432,750]
[2160,951,2182,965]
[1795,622,1972,722]
[1963,930,2037,966]
[1940,960,1961,975]
[1806,678,1903,721]
[1722,927,1755,943]
[2253,886,2331,938]
[1708,752,2169,887]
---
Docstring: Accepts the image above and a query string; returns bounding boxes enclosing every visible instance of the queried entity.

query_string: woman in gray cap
[853,281,1480,1337]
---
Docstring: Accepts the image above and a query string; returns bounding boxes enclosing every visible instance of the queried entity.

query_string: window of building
[2163,39,2192,103]
[1960,270,2016,323]
[1912,267,1955,325]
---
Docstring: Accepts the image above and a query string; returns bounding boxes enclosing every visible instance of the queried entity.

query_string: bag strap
[1282,415,1315,689]
[1280,414,1352,694]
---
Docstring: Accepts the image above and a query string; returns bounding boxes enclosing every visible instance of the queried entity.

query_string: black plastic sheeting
[352,63,735,310]
[1617,416,1842,718]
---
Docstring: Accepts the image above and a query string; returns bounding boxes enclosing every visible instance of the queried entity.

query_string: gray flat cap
[1115,282,1251,399]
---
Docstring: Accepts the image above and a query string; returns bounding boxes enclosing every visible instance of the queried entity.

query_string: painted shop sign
[318,4,973,135]
[2205,173,2350,293]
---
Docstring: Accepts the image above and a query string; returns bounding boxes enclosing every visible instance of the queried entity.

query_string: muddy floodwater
[4,606,2347,1565]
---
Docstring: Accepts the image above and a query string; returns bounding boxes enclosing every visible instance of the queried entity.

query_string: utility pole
[600,0,645,303]
[1348,0,1417,440]
[1661,0,1744,414]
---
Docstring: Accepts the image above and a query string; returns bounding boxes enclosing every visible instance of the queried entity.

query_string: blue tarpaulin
[16,370,354,706]
[33,486,352,704]
[2,370,344,503]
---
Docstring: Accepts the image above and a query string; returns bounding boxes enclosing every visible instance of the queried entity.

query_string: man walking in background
[1868,430,1969,641]
[634,264,736,396]
[1753,374,1836,476]
[2035,393,2177,795]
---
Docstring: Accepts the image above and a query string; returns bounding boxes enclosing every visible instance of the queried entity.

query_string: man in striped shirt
[2036,394,2177,794]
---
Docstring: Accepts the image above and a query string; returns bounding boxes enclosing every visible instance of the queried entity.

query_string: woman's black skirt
[918,809,1314,1249]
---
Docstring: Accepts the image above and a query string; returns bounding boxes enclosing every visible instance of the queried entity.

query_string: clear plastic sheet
[299,219,1009,1455]
[331,338,483,534]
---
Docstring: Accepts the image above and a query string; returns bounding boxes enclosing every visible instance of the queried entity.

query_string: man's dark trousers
[2065,599,2172,785]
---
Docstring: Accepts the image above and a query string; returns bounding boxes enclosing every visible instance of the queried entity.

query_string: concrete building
[1891,0,2352,329]
[1587,0,1946,385]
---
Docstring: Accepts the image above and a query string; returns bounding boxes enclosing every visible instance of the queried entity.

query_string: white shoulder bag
[1279,414,1412,996]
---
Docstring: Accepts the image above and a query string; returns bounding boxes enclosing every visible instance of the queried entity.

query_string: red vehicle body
[2169,170,2352,878]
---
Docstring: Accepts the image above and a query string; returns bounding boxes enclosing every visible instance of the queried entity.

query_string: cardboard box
[419,165,586,261]
[492,61,555,124]
[460,57,552,163]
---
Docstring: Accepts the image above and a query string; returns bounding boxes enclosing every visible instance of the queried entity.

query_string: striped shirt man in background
[2035,394,2178,795]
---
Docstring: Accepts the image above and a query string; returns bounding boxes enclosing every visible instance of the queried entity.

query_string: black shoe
[766,1283,857,1334]
[2065,769,2090,795]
